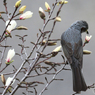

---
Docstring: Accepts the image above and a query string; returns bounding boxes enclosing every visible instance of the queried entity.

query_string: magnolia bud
[64,1,68,4]
[52,46,61,57]
[20,11,33,20]
[83,50,92,55]
[15,0,21,8]
[39,7,45,20]
[53,46,61,52]
[45,2,51,12]
[16,26,28,30]
[1,74,6,85]
[40,40,57,46]
[55,16,62,22]
[44,61,54,66]
[85,35,92,43]
[57,0,68,5]
[6,49,15,64]
[19,5,26,13]
[6,20,17,32]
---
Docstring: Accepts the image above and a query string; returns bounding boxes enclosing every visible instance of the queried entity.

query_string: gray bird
[61,20,88,92]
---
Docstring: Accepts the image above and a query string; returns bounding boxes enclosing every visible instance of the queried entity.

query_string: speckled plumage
[61,20,88,92]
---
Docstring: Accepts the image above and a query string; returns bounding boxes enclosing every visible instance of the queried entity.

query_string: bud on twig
[44,61,54,66]
[55,16,62,22]
[16,26,28,30]
[57,0,68,5]
[15,0,21,8]
[83,50,92,55]
[53,46,61,52]
[85,35,92,43]
[5,20,17,37]
[52,46,61,57]
[19,5,26,14]
[39,40,57,46]
[45,2,51,12]
[60,0,68,4]
[1,74,6,85]
[39,7,46,20]
[19,11,33,20]
[6,20,17,33]
[6,49,15,65]
[83,35,92,47]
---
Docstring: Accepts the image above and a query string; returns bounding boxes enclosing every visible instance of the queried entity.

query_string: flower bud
[57,0,68,5]
[5,77,15,87]
[16,26,28,30]
[1,74,6,85]
[39,7,45,20]
[44,61,54,66]
[64,1,68,4]
[15,0,21,8]
[20,11,33,20]
[6,49,15,64]
[19,5,26,13]
[53,46,61,52]
[55,16,62,22]
[85,35,92,43]
[40,40,57,46]
[6,20,17,32]
[45,2,51,12]
[83,50,92,55]
[52,46,61,57]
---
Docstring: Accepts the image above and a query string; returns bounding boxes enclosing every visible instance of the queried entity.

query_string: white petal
[85,35,92,41]
[20,11,33,19]
[39,7,44,13]
[6,20,17,32]
[6,49,15,62]
[45,2,50,10]
[5,77,15,86]
[83,50,92,54]
[53,45,61,52]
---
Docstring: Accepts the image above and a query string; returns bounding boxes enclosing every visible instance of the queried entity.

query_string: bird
[61,20,88,93]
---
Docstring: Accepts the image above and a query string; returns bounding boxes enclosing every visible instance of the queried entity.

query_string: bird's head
[72,20,89,34]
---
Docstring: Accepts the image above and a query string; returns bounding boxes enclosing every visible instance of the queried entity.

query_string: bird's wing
[61,37,73,64]
[74,39,83,68]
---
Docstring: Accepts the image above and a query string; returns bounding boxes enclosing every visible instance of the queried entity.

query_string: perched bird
[61,20,88,92]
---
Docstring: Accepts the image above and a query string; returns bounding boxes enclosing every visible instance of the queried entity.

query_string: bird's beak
[86,30,89,34]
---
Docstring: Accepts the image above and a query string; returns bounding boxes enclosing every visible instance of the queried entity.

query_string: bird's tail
[71,63,87,92]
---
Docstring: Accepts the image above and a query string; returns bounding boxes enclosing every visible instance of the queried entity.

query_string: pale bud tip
[19,5,26,13]
[15,0,21,8]
[45,2,51,12]
[53,45,61,52]
[83,50,92,54]
[55,16,62,22]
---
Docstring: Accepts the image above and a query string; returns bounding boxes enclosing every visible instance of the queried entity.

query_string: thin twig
[39,64,66,95]
[0,38,7,69]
